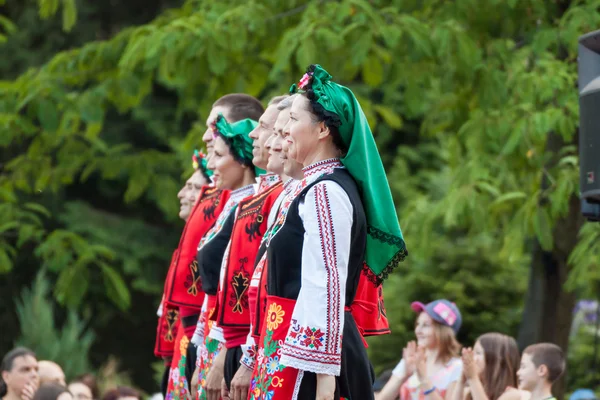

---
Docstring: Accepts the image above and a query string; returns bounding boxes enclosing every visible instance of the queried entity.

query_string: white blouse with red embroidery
[279,159,351,376]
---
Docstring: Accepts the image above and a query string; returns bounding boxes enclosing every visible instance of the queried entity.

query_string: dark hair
[101,386,140,400]
[300,65,348,155]
[523,343,566,383]
[71,374,99,400]
[1,347,37,397]
[32,383,70,400]
[212,94,264,123]
[475,333,520,400]
[268,95,289,106]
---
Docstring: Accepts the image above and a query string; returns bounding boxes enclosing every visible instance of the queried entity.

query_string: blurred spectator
[569,389,597,400]
[70,375,97,400]
[38,363,65,387]
[376,300,463,400]
[32,384,72,400]
[1,347,39,400]
[67,383,92,400]
[101,387,140,400]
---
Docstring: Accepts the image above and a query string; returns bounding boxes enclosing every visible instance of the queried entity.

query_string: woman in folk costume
[193,115,259,400]
[156,151,211,396]
[208,101,288,399]
[165,155,232,400]
[249,64,408,400]
[165,94,264,400]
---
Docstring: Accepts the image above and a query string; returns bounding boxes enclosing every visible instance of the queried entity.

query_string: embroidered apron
[166,328,191,400]
[248,296,304,400]
[196,294,224,400]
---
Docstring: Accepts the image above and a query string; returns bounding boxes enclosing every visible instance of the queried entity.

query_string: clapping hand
[461,347,477,380]
[403,341,418,378]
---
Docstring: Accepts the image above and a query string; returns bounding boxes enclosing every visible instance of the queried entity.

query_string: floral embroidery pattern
[301,327,325,350]
[287,321,326,350]
[196,337,222,400]
[166,337,190,400]
[249,329,285,400]
[266,303,284,331]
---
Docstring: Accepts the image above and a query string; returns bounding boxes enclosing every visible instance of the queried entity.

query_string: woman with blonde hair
[376,299,463,400]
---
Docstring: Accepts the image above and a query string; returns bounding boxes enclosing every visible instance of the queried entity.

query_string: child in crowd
[456,333,528,400]
[376,299,463,400]
[517,343,565,400]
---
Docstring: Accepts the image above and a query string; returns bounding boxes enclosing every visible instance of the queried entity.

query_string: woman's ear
[317,121,330,140]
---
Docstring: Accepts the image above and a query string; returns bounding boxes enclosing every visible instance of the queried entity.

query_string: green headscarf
[290,64,407,282]
[192,150,213,179]
[213,114,265,175]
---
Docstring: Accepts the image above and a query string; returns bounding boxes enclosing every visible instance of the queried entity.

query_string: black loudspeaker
[579,30,600,221]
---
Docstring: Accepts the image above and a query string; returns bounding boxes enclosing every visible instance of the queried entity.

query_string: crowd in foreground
[0,348,143,400]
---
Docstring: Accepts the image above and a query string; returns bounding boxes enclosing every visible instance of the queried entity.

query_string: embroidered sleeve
[208,323,225,343]
[240,332,257,370]
[279,180,353,376]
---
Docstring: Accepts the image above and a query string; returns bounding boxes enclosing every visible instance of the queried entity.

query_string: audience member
[66,383,92,400]
[517,343,565,400]
[101,387,140,400]
[70,375,97,400]
[1,347,39,400]
[376,299,463,400]
[455,333,528,400]
[38,363,65,387]
[32,384,71,400]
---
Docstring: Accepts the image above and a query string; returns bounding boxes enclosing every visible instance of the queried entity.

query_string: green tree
[15,271,94,379]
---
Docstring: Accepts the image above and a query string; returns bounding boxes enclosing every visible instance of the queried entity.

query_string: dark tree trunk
[518,131,584,399]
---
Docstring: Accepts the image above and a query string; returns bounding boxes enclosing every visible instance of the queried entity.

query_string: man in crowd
[1,348,39,400]
[38,361,65,387]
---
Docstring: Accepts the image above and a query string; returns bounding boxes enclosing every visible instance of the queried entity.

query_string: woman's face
[414,312,437,349]
[474,340,486,375]
[68,383,93,400]
[208,136,247,190]
[287,95,325,167]
[282,119,305,179]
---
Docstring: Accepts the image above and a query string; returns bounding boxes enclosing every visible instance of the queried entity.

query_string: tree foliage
[2,0,600,394]
[15,271,94,379]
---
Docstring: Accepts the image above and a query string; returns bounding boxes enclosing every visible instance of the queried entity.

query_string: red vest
[154,251,180,358]
[249,253,269,341]
[351,264,391,336]
[164,186,230,309]
[215,182,284,348]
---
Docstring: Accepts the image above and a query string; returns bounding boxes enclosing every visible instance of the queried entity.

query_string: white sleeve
[240,331,257,370]
[447,359,463,383]
[208,322,225,343]
[279,180,353,376]
[392,359,406,377]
